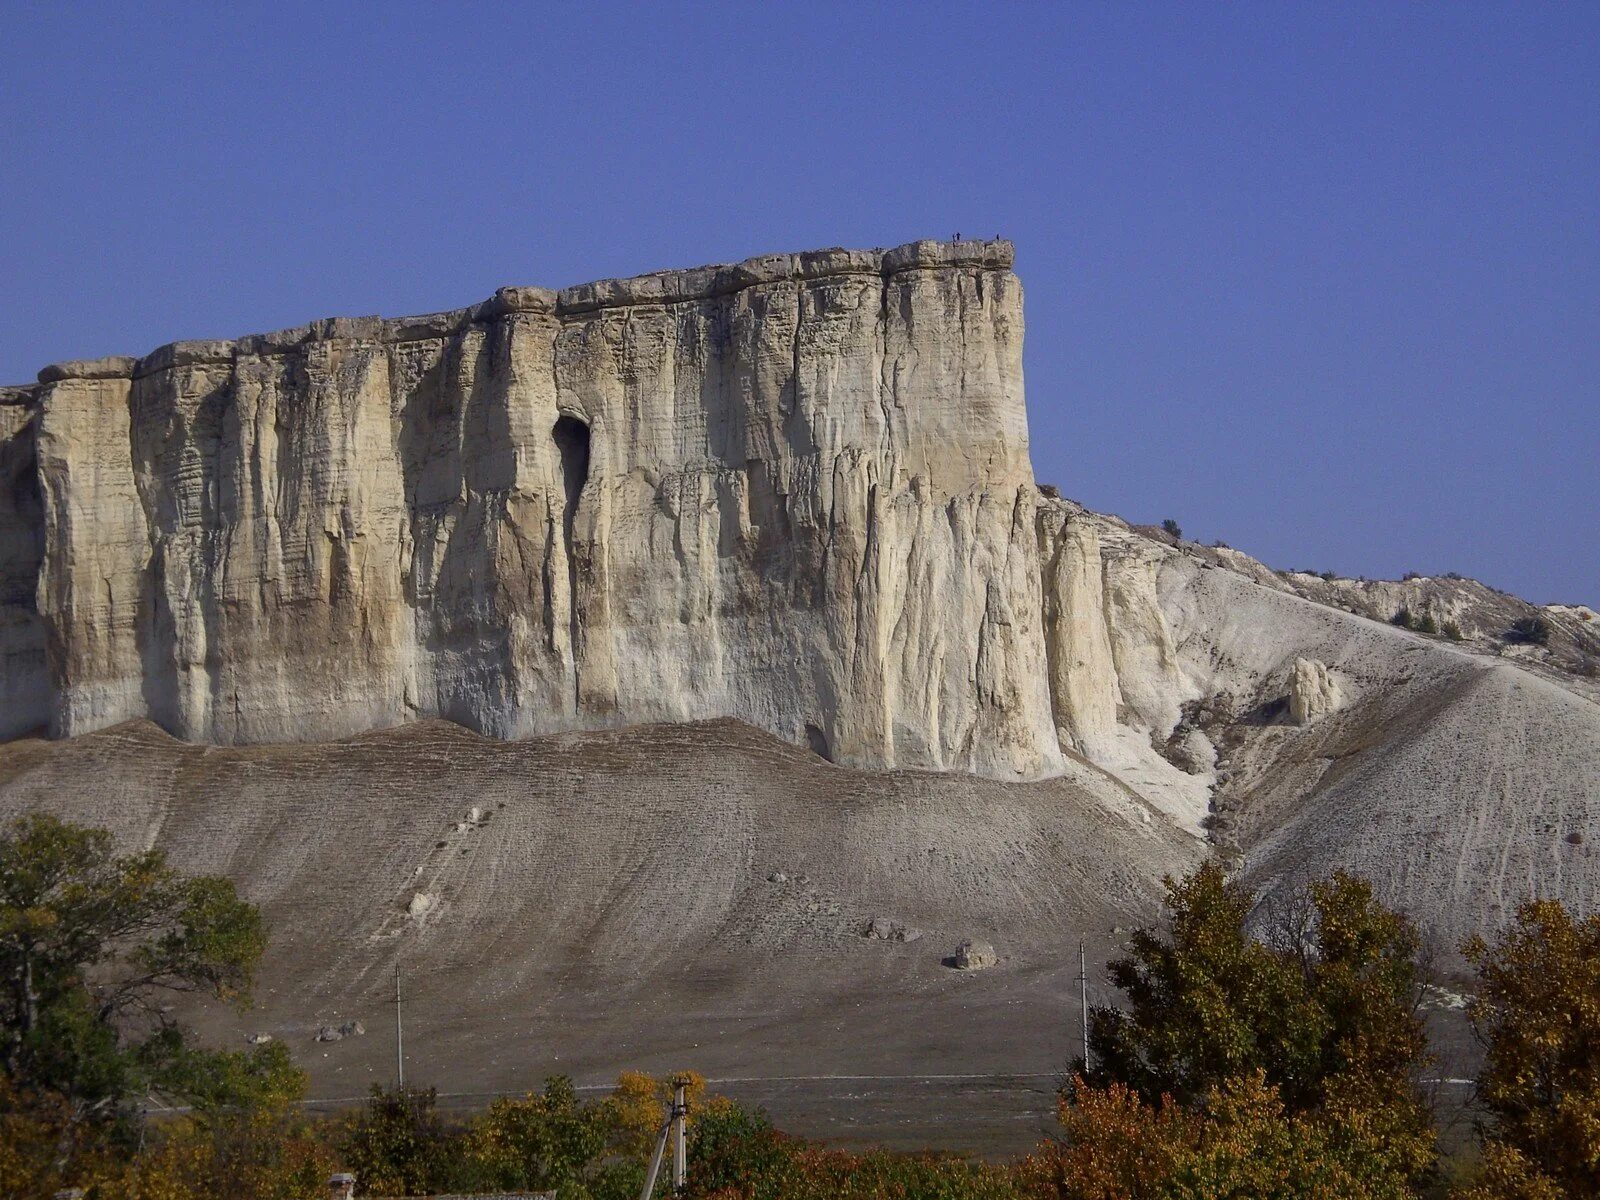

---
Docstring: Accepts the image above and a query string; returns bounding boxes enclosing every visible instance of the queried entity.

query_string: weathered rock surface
[3,241,1062,777]
[1037,508,1120,758]
[1202,552,1600,689]
[1287,657,1342,724]
[4,241,1596,930]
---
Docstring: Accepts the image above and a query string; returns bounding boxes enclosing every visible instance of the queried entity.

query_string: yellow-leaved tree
[1455,900,1600,1199]
[1054,862,1436,1198]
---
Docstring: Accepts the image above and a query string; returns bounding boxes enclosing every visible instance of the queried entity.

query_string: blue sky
[3,4,1594,603]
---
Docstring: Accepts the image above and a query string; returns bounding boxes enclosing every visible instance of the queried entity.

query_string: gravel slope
[0,716,1197,1153]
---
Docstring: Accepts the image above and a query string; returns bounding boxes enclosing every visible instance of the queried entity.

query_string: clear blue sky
[3,4,1594,603]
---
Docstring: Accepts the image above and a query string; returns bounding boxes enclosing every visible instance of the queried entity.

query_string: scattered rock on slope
[953,940,997,970]
[864,917,922,942]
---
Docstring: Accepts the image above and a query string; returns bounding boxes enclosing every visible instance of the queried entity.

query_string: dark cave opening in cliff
[554,414,591,693]
[553,414,591,536]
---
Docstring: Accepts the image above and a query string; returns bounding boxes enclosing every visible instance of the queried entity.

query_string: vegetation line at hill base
[4,815,1598,1199]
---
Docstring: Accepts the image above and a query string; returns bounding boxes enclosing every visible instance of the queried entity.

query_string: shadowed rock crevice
[553,413,591,705]
[0,393,47,738]
[553,413,590,543]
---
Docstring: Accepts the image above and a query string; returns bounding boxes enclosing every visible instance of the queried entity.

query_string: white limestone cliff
[3,241,1067,778]
[7,240,1596,1029]
[12,238,1548,837]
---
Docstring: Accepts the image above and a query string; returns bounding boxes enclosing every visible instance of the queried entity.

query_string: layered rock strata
[2,241,1069,777]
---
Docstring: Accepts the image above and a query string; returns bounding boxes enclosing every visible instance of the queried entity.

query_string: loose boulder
[953,940,997,970]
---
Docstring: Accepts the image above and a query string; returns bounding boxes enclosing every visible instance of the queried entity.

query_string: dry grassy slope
[0,715,1196,1150]
[1156,555,1600,961]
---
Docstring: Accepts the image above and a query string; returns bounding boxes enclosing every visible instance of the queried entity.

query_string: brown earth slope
[0,716,1196,1152]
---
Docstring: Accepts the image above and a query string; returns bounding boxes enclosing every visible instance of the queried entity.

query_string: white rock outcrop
[2,241,1067,778]
[1101,537,1187,736]
[2,239,1433,818]
[1288,656,1343,724]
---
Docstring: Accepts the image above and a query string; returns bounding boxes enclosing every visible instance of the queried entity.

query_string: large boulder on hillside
[1288,657,1343,724]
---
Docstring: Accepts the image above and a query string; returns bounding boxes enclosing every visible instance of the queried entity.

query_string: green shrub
[340,1086,460,1197]
[685,1101,1025,1199]
[1507,616,1552,646]
[684,1101,798,1196]
[461,1075,640,1198]
[1442,621,1464,642]
[1161,518,1182,539]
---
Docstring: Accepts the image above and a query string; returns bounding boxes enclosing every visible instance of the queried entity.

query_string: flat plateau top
[12,238,1015,390]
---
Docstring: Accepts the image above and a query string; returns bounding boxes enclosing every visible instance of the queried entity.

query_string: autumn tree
[1457,900,1600,1198]
[0,812,273,1121]
[1041,1070,1432,1200]
[1084,864,1429,1109]
[0,813,298,1195]
[1074,862,1435,1191]
[340,1084,458,1197]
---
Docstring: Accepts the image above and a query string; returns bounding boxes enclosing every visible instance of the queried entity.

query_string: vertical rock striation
[5,240,1067,778]
[1037,505,1121,758]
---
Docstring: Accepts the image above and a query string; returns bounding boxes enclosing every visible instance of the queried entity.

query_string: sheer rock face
[4,240,1066,778]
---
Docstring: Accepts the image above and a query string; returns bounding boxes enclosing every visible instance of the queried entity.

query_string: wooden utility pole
[394,962,405,1089]
[638,1075,692,1199]
[1078,940,1090,1070]
[672,1078,688,1193]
